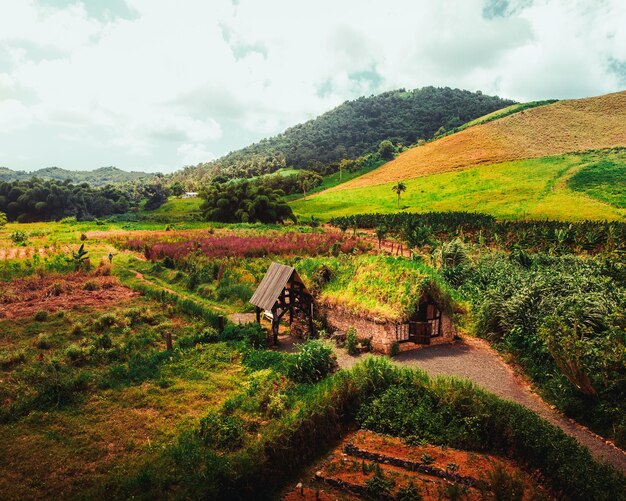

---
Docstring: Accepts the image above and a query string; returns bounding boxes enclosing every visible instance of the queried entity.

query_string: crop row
[330,211,626,252]
[116,232,369,261]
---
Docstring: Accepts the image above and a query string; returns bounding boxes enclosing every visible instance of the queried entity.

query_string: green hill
[0,166,156,186]
[171,87,515,186]
[292,91,626,221]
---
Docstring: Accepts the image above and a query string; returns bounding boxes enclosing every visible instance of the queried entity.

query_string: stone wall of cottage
[320,305,456,354]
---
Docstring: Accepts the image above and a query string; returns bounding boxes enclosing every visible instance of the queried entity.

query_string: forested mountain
[0,166,155,186]
[172,87,515,187]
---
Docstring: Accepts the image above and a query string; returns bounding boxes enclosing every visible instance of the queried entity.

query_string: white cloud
[177,143,216,166]
[0,98,32,131]
[0,0,624,172]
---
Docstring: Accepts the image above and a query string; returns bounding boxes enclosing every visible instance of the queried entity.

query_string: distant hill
[337,91,626,189]
[172,87,516,185]
[292,91,626,221]
[0,166,156,186]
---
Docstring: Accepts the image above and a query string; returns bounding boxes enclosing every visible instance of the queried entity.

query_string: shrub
[65,344,91,366]
[46,282,64,297]
[390,342,400,357]
[486,464,525,501]
[221,323,267,348]
[93,312,123,331]
[0,349,27,369]
[241,349,288,372]
[198,411,245,451]
[287,340,336,384]
[178,328,220,348]
[83,280,99,291]
[34,310,49,322]
[60,216,78,224]
[10,230,27,244]
[35,333,52,349]
[346,327,358,355]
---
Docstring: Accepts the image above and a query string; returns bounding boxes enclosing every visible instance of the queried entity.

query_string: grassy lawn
[291,150,626,221]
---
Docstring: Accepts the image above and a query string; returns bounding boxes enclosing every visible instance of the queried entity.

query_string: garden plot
[285,430,551,500]
[0,273,138,319]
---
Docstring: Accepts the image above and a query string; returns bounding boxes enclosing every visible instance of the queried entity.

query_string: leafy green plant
[10,230,27,244]
[198,411,245,451]
[365,465,395,499]
[396,481,423,501]
[71,244,89,271]
[287,340,336,384]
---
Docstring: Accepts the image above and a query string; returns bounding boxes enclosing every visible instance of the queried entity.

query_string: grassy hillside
[334,90,626,190]
[291,149,626,221]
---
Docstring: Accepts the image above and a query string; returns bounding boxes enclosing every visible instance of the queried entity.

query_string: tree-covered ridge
[0,179,132,222]
[173,87,516,185]
[0,166,156,186]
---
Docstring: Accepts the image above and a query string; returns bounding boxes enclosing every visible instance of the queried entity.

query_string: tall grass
[107,358,625,500]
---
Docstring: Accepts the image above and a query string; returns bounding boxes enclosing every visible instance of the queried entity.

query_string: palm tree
[391,181,407,209]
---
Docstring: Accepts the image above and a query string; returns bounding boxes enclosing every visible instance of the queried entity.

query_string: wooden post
[218,315,225,332]
[165,332,173,351]
[256,307,261,324]
[272,318,279,345]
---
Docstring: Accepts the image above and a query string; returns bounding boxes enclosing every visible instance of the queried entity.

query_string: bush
[486,464,525,501]
[198,411,245,451]
[65,344,91,366]
[241,349,288,372]
[346,327,358,355]
[93,312,124,331]
[83,279,99,291]
[221,323,267,348]
[178,328,220,348]
[390,342,400,357]
[34,310,49,322]
[10,230,27,244]
[35,333,51,349]
[0,349,27,369]
[287,340,336,384]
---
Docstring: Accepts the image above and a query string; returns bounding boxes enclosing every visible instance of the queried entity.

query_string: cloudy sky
[1,0,625,173]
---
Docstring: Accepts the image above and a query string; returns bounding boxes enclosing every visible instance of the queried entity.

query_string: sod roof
[297,255,458,323]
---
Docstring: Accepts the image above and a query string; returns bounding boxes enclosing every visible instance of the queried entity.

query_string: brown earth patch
[284,430,552,500]
[0,273,138,320]
[334,90,626,190]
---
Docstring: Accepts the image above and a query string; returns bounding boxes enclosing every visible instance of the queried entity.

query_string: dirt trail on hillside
[322,337,626,474]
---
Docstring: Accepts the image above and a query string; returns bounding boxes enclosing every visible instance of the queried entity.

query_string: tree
[375,225,388,249]
[391,181,407,209]
[0,211,6,228]
[378,140,395,160]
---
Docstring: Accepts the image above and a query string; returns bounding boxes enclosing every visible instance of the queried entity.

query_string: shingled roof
[249,262,310,311]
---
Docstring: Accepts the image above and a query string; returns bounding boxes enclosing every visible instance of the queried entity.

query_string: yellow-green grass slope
[297,255,458,322]
[292,91,626,221]
[292,149,626,221]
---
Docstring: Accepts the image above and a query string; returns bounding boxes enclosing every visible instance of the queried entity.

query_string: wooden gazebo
[249,263,314,345]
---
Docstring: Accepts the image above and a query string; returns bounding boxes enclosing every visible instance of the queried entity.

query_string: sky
[0,0,625,173]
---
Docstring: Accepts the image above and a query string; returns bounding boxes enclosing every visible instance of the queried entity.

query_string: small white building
[182,192,198,198]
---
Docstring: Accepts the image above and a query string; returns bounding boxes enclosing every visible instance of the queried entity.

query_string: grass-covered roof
[296,255,458,323]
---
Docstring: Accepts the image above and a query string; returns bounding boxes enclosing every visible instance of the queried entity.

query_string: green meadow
[291,149,626,221]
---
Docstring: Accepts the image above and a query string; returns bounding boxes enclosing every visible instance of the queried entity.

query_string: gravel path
[331,336,626,474]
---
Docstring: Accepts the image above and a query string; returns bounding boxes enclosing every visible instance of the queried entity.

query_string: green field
[291,149,626,221]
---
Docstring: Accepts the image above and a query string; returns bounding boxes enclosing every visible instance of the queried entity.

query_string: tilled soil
[0,273,138,320]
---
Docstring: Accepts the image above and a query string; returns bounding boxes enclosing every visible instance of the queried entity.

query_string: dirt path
[327,337,626,474]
